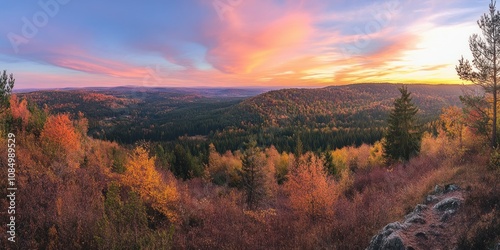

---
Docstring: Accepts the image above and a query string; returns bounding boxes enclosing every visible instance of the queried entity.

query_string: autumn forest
[0,80,498,249]
[2,1,500,249]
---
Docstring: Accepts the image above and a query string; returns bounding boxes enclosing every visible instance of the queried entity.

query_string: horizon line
[14,81,471,92]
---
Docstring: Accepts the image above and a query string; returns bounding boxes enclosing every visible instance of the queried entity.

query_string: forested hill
[19,83,468,152]
[238,83,466,128]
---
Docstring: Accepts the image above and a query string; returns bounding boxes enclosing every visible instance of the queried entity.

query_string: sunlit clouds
[0,0,486,89]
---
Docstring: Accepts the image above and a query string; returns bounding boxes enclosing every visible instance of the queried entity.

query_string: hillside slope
[238,84,466,128]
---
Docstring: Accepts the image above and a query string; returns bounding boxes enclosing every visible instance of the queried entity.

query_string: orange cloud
[204,2,314,74]
[332,33,421,83]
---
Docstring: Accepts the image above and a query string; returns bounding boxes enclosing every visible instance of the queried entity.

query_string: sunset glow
[0,0,486,89]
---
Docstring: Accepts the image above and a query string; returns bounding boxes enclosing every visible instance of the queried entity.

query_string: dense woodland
[1,83,499,249]
[19,84,465,179]
[3,1,500,248]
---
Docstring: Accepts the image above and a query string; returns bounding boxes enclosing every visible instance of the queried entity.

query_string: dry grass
[453,155,500,249]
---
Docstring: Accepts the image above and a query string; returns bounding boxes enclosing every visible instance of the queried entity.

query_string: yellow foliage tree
[122,146,179,222]
[205,143,242,186]
[265,146,294,184]
[330,148,348,174]
[368,140,385,168]
[329,143,383,174]
[440,106,464,146]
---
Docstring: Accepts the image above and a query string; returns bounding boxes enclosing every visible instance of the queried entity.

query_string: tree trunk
[493,88,497,147]
[493,24,497,148]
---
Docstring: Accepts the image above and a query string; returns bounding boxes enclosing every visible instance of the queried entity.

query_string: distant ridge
[15,86,273,98]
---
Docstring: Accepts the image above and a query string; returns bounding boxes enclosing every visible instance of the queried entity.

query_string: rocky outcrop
[434,197,461,222]
[366,184,464,250]
[367,223,406,250]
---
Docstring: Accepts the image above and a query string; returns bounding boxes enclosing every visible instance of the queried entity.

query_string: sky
[0,0,490,89]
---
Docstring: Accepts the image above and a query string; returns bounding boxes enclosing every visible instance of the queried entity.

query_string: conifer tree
[0,70,15,114]
[383,86,422,162]
[240,141,268,210]
[456,0,500,147]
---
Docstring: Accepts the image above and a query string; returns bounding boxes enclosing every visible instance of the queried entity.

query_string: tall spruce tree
[456,0,500,147]
[383,86,422,162]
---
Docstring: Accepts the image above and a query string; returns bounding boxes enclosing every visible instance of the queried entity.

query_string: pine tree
[0,70,15,114]
[383,86,422,162]
[295,134,303,157]
[456,0,500,147]
[240,141,268,210]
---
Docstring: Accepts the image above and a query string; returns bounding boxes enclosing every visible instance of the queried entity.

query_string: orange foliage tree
[285,153,337,221]
[40,114,81,157]
[122,146,179,222]
[74,111,89,137]
[9,94,31,129]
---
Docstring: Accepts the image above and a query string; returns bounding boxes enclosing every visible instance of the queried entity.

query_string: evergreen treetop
[0,70,15,113]
[383,86,422,162]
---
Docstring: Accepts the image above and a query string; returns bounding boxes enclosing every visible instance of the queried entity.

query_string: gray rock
[384,234,405,250]
[383,222,404,232]
[404,204,428,224]
[413,204,428,214]
[366,232,405,250]
[405,214,426,224]
[367,187,464,250]
[367,232,386,250]
[415,232,428,240]
[425,195,439,204]
[440,209,457,222]
[434,185,443,194]
[433,197,462,212]
[444,184,460,193]
[366,223,406,250]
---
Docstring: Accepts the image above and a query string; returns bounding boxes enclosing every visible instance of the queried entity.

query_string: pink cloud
[37,46,149,79]
[50,55,148,78]
[203,1,315,74]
